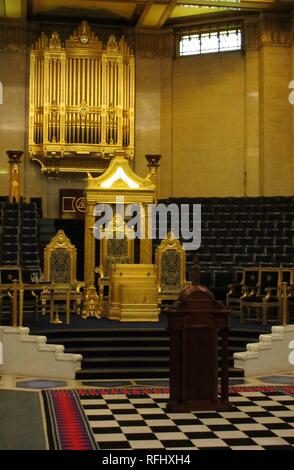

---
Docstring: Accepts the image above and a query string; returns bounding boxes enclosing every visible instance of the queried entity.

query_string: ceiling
[0,0,293,28]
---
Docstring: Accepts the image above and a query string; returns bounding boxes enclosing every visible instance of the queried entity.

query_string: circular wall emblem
[73,197,86,213]
[80,34,89,44]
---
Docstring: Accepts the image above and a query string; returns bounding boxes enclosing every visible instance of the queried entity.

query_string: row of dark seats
[156,196,294,290]
[0,201,41,274]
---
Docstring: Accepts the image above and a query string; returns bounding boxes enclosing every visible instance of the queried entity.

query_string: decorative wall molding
[260,15,292,47]
[0,21,174,58]
[0,13,293,56]
[244,15,292,50]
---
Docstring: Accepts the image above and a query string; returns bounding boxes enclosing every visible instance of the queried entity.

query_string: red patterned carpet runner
[42,390,98,450]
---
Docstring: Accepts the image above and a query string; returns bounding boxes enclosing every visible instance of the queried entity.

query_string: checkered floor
[79,389,294,450]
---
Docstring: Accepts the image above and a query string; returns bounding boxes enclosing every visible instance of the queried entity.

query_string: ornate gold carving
[155,231,187,300]
[42,230,84,318]
[49,31,61,49]
[29,22,135,174]
[32,154,110,176]
[44,229,77,282]
[82,286,100,319]
[86,152,155,192]
[83,152,157,319]
[7,150,23,204]
[110,178,129,189]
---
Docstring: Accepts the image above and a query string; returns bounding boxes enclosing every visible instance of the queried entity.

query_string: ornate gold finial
[146,154,161,169]
[145,154,161,203]
[190,256,201,285]
[49,31,61,48]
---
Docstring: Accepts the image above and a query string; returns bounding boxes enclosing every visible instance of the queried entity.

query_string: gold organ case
[29,21,135,174]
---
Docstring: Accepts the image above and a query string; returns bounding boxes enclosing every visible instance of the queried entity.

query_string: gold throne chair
[95,214,134,306]
[41,230,84,318]
[155,232,187,301]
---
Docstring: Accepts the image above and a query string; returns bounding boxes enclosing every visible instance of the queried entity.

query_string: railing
[0,280,19,327]
[281,282,294,327]
[0,281,72,327]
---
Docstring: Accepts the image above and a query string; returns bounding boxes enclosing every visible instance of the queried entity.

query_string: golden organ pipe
[65,58,68,110]
[90,59,94,144]
[90,59,94,108]
[116,61,118,106]
[38,59,40,108]
[34,60,37,142]
[94,59,97,107]
[111,61,113,106]
[82,58,85,102]
[72,59,76,141]
[73,58,76,107]
[114,62,116,106]
[29,27,135,159]
[37,72,39,143]
[52,59,55,104]
[29,53,35,144]
[108,61,110,106]
[54,59,57,104]
[56,60,59,140]
[52,60,54,140]
[98,60,101,108]
[87,58,90,106]
[49,60,51,141]
[59,61,61,141]
[116,62,118,106]
[50,60,53,104]
[112,61,114,106]
[68,112,70,143]
[65,61,68,142]
[107,60,110,106]
[77,58,80,105]
[59,59,61,104]
[48,61,50,142]
[96,112,98,144]
[110,61,113,105]
[40,60,43,142]
[36,59,38,107]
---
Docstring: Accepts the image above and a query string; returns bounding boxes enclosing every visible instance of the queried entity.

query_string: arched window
[0,81,3,104]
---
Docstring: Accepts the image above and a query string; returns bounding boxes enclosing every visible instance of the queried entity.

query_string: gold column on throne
[82,150,158,319]
[7,150,23,203]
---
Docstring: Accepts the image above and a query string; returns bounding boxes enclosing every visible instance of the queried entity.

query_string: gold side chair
[95,214,134,307]
[227,267,259,313]
[241,267,281,325]
[41,230,84,321]
[155,232,188,302]
[281,268,294,325]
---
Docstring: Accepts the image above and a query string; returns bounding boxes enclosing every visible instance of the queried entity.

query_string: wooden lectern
[166,259,231,412]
